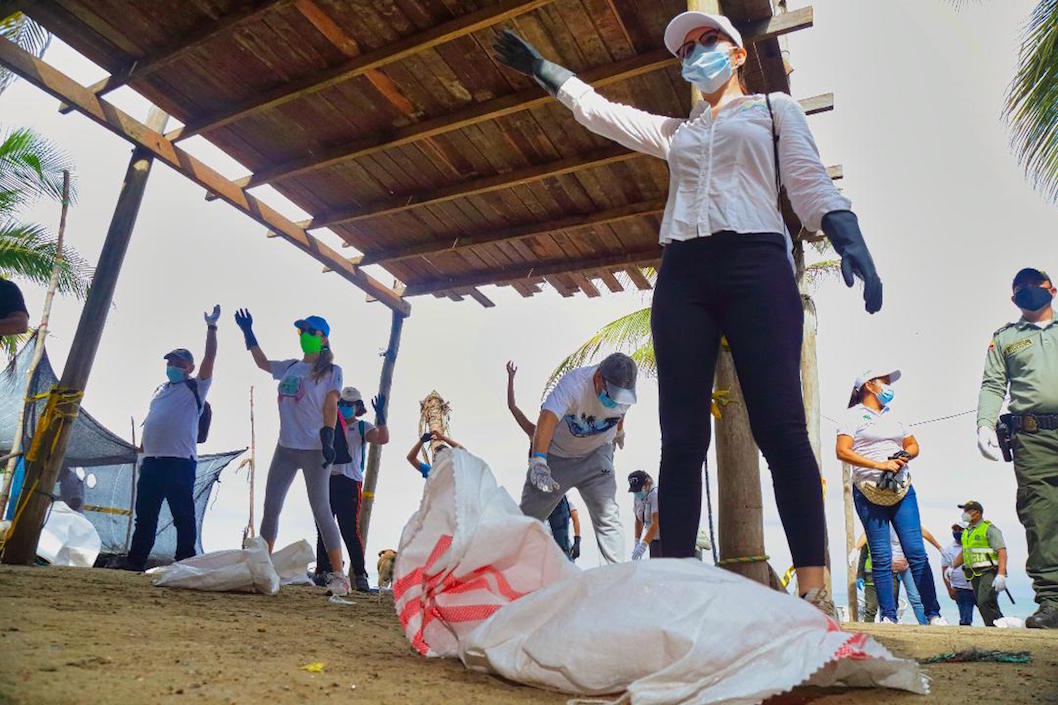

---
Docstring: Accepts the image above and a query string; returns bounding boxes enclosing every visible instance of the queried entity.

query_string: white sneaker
[929,615,949,626]
[325,572,350,597]
[881,617,897,624]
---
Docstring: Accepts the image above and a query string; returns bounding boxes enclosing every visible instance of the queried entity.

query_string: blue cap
[294,315,330,337]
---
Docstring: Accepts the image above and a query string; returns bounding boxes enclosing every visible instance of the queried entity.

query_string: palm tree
[0,12,49,94]
[951,0,1058,202]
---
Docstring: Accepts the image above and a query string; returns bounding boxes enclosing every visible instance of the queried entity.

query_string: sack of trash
[37,501,101,567]
[393,448,577,656]
[395,448,927,704]
[152,537,310,595]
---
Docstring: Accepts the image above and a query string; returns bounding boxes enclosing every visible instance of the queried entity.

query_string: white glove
[992,573,1007,592]
[848,548,860,567]
[614,430,625,450]
[631,542,647,560]
[528,457,560,493]
[204,304,221,326]
[977,426,1002,462]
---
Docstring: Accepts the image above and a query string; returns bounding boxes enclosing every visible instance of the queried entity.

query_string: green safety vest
[961,520,999,577]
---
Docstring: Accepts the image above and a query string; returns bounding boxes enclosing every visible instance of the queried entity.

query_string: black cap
[958,500,983,514]
[164,348,194,365]
[1012,267,1051,290]
[627,470,652,492]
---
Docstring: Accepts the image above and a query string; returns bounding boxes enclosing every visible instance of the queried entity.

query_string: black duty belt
[1001,413,1058,433]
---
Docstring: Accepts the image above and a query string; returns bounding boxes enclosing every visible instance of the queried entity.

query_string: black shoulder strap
[764,92,782,212]
[185,378,202,411]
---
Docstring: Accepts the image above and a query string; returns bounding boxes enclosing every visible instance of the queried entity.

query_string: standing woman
[493,11,882,613]
[836,369,946,625]
[234,310,349,596]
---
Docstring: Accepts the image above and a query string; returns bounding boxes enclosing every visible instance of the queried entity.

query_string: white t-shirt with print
[542,365,629,458]
[941,541,973,590]
[836,404,912,486]
[270,359,343,451]
[332,418,375,482]
[634,486,660,540]
[142,376,212,460]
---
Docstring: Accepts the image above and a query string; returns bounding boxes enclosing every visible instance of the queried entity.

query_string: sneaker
[929,615,949,626]
[880,617,898,624]
[353,574,375,593]
[325,572,351,597]
[1026,604,1058,629]
[801,588,838,620]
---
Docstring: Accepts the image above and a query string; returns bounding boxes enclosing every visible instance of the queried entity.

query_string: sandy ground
[0,566,1056,705]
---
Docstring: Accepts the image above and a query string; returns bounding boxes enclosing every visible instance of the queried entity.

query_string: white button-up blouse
[556,77,851,246]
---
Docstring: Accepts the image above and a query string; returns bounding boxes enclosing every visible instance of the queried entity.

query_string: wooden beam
[167,0,556,141]
[623,266,653,290]
[353,198,665,267]
[596,270,624,293]
[569,272,601,298]
[404,247,662,296]
[738,5,813,44]
[58,0,289,114]
[0,36,410,316]
[465,288,496,308]
[306,92,831,230]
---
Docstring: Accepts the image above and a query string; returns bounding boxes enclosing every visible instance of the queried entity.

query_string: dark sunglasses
[677,30,725,61]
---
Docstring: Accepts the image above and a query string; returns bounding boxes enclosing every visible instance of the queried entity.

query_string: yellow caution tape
[83,504,132,516]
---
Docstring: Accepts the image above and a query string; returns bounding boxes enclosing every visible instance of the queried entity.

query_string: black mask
[953,531,963,542]
[1013,286,1054,312]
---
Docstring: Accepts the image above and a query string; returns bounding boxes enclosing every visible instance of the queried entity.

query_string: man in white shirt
[942,523,978,626]
[125,306,219,570]
[520,353,636,564]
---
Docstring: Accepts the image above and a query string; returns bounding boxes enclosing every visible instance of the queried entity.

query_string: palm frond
[0,127,76,209]
[544,306,652,393]
[0,221,92,297]
[0,13,50,94]
[0,330,30,362]
[802,258,842,293]
[1005,0,1058,203]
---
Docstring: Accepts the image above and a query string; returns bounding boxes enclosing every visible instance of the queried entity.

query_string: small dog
[377,549,397,598]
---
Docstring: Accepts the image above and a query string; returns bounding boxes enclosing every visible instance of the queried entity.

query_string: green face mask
[299,331,323,355]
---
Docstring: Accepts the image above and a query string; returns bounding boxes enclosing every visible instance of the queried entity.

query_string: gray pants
[260,444,342,554]
[520,444,624,564]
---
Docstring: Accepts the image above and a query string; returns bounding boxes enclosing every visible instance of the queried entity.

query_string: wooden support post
[1,109,169,565]
[843,462,858,621]
[357,310,406,546]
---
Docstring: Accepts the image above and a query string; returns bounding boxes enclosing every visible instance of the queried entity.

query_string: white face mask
[961,511,973,523]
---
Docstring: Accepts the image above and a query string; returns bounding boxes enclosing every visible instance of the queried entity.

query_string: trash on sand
[328,595,355,605]
[301,662,326,673]
[921,649,1031,664]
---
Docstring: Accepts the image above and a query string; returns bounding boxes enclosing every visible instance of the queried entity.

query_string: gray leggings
[259,444,342,554]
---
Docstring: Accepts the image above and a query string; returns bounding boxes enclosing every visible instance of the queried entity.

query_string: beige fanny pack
[856,472,911,506]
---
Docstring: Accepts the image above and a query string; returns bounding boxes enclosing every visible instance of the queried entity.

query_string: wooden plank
[596,269,624,293]
[404,246,662,295]
[167,0,556,141]
[58,0,290,113]
[0,35,411,316]
[354,197,665,266]
[739,5,813,44]
[466,288,496,308]
[623,265,652,290]
[569,272,601,298]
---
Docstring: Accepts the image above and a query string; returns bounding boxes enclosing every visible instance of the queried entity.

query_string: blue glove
[319,427,336,468]
[372,394,387,426]
[821,210,882,314]
[234,308,258,349]
[421,432,432,444]
[857,578,866,591]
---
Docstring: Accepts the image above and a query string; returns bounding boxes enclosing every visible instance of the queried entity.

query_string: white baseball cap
[664,11,744,56]
[853,369,902,391]
[340,387,363,403]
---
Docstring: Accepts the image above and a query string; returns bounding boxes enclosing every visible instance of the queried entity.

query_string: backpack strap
[358,420,368,473]
[185,378,203,412]
[764,92,782,212]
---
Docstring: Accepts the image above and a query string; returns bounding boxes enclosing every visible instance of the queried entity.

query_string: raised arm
[506,362,536,439]
[198,305,220,380]
[234,308,270,372]
[365,394,390,445]
[493,30,682,161]
[407,433,428,470]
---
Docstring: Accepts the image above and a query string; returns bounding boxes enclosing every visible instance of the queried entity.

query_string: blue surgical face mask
[681,44,733,94]
[634,490,648,501]
[339,404,356,421]
[166,365,187,384]
[875,384,895,407]
[598,391,618,409]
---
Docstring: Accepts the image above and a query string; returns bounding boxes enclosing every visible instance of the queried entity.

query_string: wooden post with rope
[239,385,257,546]
[0,170,71,517]
[2,109,169,564]
[843,462,859,621]
[357,310,405,546]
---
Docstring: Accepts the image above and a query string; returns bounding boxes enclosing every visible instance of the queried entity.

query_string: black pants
[314,474,367,579]
[652,232,825,567]
[649,539,662,558]
[127,457,198,569]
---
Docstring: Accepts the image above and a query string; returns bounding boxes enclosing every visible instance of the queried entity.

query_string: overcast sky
[3,0,1054,621]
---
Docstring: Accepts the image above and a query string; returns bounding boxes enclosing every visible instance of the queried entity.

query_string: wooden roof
[11,0,829,308]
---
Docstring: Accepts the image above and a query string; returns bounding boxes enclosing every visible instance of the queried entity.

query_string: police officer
[976,267,1058,629]
[952,501,1007,627]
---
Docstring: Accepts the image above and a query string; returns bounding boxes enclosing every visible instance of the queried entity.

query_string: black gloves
[421,432,432,444]
[372,394,387,426]
[493,29,574,97]
[569,535,581,561]
[319,427,336,468]
[821,210,883,314]
[234,308,259,350]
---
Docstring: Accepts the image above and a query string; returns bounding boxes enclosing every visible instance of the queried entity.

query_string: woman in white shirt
[234,309,349,596]
[494,11,883,614]
[836,368,945,625]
